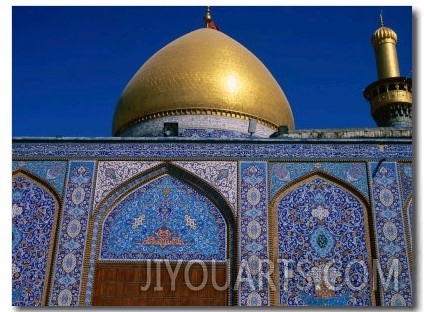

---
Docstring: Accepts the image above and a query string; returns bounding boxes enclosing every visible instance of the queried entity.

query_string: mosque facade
[12,8,412,306]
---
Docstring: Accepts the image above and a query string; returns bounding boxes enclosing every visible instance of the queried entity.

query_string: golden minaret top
[371,11,400,79]
[363,10,412,128]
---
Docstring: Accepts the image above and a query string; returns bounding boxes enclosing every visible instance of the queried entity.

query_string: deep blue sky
[12,6,412,137]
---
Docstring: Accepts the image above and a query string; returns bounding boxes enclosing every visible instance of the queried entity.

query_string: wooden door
[92,261,228,306]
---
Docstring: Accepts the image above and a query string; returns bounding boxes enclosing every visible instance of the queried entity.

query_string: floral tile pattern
[100,174,227,261]
[49,161,95,306]
[12,174,58,306]
[276,177,372,306]
[369,162,412,306]
[239,162,269,306]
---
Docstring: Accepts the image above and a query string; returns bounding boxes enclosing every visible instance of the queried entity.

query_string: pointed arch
[402,195,413,270]
[92,161,236,220]
[269,170,377,306]
[12,170,62,306]
[81,162,237,305]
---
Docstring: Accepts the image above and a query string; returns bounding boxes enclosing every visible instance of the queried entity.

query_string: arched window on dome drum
[270,174,376,306]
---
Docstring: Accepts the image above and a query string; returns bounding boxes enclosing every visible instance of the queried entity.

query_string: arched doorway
[269,172,376,306]
[85,164,236,306]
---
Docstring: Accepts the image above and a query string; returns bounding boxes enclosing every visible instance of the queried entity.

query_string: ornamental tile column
[239,162,269,306]
[369,162,412,305]
[49,161,95,306]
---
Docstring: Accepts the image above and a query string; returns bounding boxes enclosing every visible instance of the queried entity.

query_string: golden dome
[372,26,398,47]
[112,28,294,136]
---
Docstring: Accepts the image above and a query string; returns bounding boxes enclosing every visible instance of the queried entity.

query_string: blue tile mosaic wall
[12,161,67,196]
[239,162,269,306]
[12,174,59,306]
[369,162,412,306]
[275,176,373,306]
[100,174,227,261]
[11,139,412,307]
[49,161,95,306]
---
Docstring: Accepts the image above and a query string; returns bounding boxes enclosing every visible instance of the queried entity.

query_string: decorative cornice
[12,139,412,160]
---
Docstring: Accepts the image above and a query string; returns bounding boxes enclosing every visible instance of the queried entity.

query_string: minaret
[363,12,412,127]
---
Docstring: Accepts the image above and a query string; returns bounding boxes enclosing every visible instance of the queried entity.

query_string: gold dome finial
[204,6,212,28]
